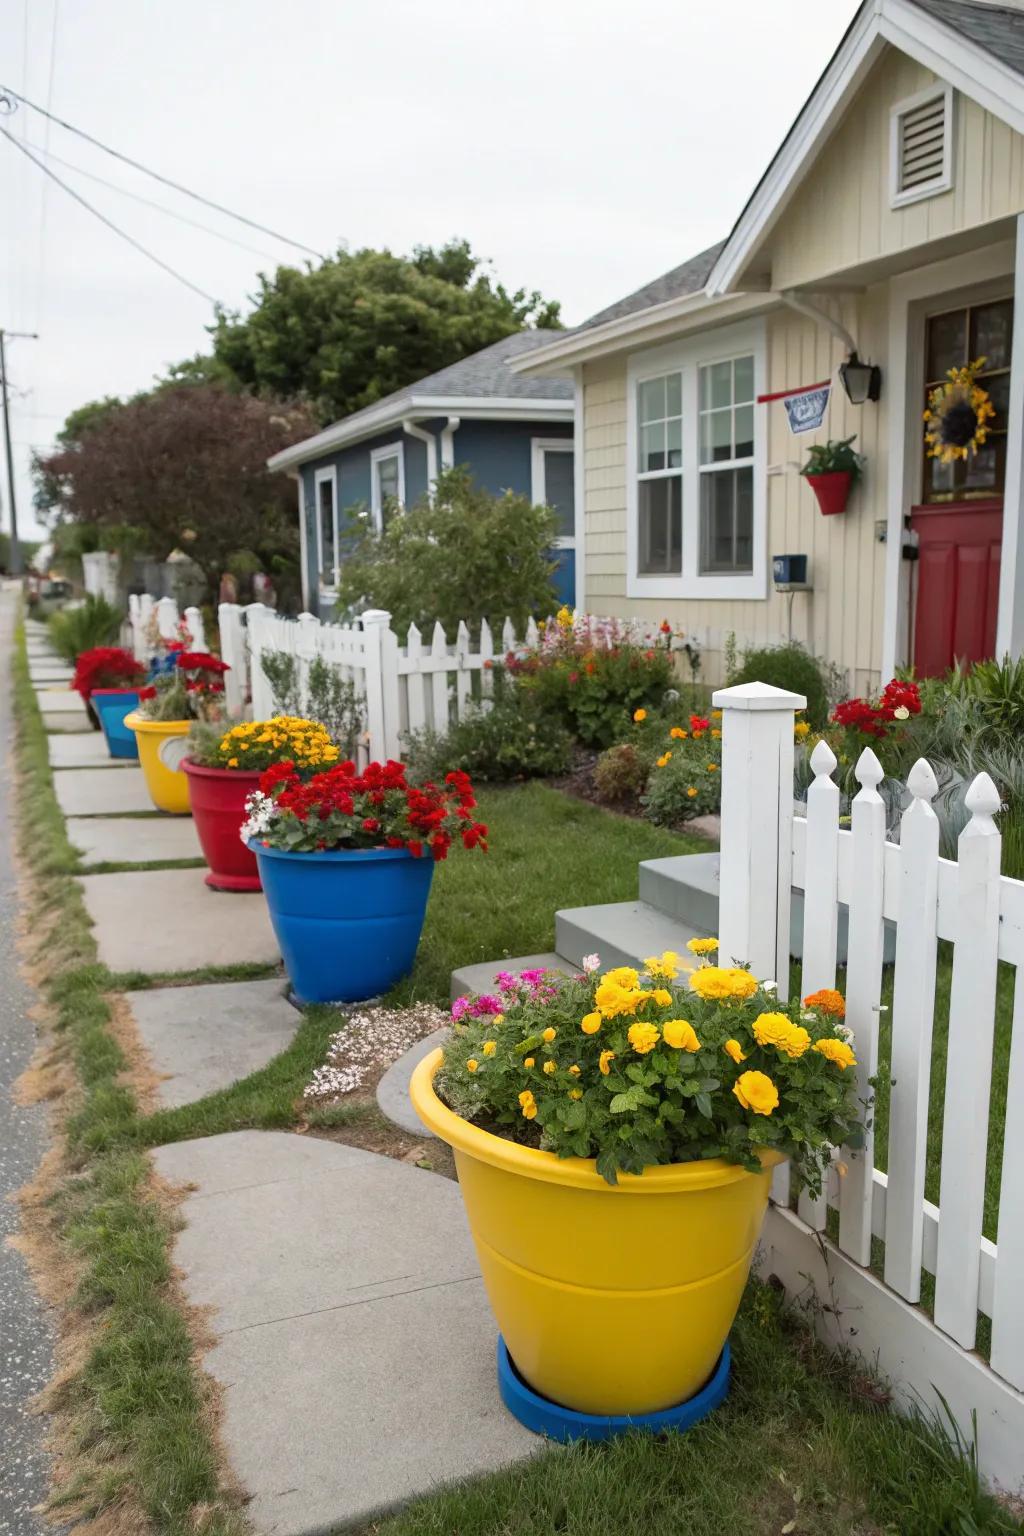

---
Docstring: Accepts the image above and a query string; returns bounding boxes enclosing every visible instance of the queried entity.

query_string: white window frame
[370,441,406,532]
[626,318,767,600]
[889,82,954,210]
[530,438,576,551]
[314,465,339,594]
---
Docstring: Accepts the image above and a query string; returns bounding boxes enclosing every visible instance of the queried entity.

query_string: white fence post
[183,605,206,650]
[359,609,393,761]
[155,595,180,641]
[219,603,247,716]
[247,606,277,721]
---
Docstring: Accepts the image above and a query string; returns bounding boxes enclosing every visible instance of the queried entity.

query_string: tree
[33,386,318,605]
[335,466,558,634]
[206,239,562,426]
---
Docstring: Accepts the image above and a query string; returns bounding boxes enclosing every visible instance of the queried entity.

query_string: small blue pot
[250,842,435,1005]
[91,689,141,760]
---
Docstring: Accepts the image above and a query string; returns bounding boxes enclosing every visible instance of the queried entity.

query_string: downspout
[439,415,461,470]
[402,418,438,499]
[778,290,858,357]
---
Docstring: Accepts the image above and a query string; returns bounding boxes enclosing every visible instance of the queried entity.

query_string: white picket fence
[715,681,1024,1492]
[127,593,207,659]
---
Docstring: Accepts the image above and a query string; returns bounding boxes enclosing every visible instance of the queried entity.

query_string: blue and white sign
[783,384,831,435]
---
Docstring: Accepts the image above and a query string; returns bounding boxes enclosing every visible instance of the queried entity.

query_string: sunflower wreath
[923,356,997,464]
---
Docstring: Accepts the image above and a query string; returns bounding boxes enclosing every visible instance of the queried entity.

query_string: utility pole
[0,328,39,577]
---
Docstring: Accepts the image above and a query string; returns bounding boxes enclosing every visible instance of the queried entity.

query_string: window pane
[926,308,967,381]
[543,450,575,539]
[377,454,400,503]
[971,299,1013,371]
[700,467,753,574]
[734,404,754,459]
[638,377,666,426]
[318,480,335,577]
[708,361,733,409]
[733,354,754,403]
[640,421,666,472]
[638,476,682,575]
[701,408,733,464]
[665,372,682,417]
[666,417,682,469]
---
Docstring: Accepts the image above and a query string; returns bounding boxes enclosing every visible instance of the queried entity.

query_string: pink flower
[581,953,600,972]
[495,971,518,993]
[451,997,470,1021]
[519,968,549,986]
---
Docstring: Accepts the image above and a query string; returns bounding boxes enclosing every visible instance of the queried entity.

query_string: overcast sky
[0,0,852,543]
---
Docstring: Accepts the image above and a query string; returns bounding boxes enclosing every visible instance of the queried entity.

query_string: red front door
[911,499,1002,676]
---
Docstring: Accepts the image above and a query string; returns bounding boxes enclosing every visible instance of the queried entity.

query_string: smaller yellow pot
[126,713,192,815]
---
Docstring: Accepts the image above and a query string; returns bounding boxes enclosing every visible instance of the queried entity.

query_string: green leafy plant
[439,951,862,1187]
[728,642,842,729]
[641,727,722,825]
[259,650,363,757]
[799,434,865,482]
[47,594,123,662]
[948,653,1024,739]
[405,687,572,783]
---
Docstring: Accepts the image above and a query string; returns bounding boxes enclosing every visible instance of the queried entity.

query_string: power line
[1,127,220,304]
[0,82,324,260]
[18,137,282,262]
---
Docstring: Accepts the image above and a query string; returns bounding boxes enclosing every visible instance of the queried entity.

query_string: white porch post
[996,212,1024,659]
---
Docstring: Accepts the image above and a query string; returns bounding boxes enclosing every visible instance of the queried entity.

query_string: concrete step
[556,900,701,973]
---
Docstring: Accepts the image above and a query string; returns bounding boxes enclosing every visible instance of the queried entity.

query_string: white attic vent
[891,84,954,208]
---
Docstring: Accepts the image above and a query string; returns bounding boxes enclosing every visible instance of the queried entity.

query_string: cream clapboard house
[515,0,1024,692]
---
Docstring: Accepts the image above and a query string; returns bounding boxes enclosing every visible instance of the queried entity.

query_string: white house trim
[402,418,438,495]
[369,441,406,532]
[530,436,576,551]
[625,318,768,602]
[440,415,460,470]
[313,464,339,598]
[996,213,1024,659]
[880,237,1017,678]
[294,473,309,611]
[573,366,586,611]
[708,0,1024,298]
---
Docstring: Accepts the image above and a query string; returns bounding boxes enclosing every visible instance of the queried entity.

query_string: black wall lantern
[839,352,882,404]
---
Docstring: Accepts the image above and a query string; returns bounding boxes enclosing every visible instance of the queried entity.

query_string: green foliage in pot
[47,594,123,663]
[798,435,865,482]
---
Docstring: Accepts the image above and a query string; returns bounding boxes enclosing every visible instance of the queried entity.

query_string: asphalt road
[0,584,57,1536]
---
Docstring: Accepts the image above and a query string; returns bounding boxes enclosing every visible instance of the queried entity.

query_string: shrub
[641,728,722,825]
[592,744,648,807]
[948,654,1024,740]
[335,465,559,633]
[259,649,363,757]
[405,688,572,783]
[727,642,841,729]
[47,594,123,662]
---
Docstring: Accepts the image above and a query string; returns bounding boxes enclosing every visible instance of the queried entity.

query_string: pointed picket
[430,621,450,733]
[454,620,472,720]
[838,747,887,1264]
[991,970,1024,1389]
[405,624,427,736]
[798,738,840,1231]
[884,758,940,1302]
[479,618,495,700]
[501,617,517,655]
[934,774,1002,1347]
[525,616,539,649]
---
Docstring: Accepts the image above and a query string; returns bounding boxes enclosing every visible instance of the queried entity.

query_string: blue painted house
[266,332,576,616]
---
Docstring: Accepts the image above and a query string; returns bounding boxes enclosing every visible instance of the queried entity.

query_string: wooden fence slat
[479,618,494,700]
[405,624,427,736]
[838,747,887,1264]
[155,595,180,639]
[798,738,840,1231]
[991,972,1024,1388]
[884,758,940,1303]
[501,618,517,655]
[454,621,472,721]
[934,773,1002,1347]
[429,621,449,734]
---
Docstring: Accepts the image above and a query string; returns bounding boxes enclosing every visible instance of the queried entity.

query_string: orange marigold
[803,988,846,1019]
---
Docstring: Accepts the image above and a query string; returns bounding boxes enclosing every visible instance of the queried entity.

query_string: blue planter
[251,842,435,1005]
[92,689,141,760]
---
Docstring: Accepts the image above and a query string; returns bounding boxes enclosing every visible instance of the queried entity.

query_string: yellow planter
[410,1048,782,1415]
[125,713,192,815]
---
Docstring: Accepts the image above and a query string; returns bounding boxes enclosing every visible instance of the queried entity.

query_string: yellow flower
[493,1013,504,1025]
[752,1012,810,1058]
[794,720,810,739]
[707,763,717,773]
[543,1059,557,1075]
[482,1040,497,1056]
[662,1018,700,1052]
[670,726,688,740]
[644,951,680,980]
[689,966,758,1001]
[651,988,673,1007]
[686,937,718,956]
[569,1088,583,1100]
[633,708,647,722]
[711,710,722,720]
[711,728,721,739]
[594,970,643,1018]
[556,604,573,630]
[599,1049,616,1075]
[569,1064,581,1076]
[686,786,698,798]
[519,1089,537,1120]
[604,966,639,989]
[814,1038,857,1070]
[733,1070,779,1116]
[656,752,672,769]
[524,1057,535,1068]
[580,1011,602,1035]
[227,757,239,768]
[467,1059,479,1073]
[724,1038,747,1065]
[627,1022,660,1054]
[542,1027,556,1043]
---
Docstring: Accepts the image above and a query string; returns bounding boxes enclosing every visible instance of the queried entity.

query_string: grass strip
[12,629,242,1536]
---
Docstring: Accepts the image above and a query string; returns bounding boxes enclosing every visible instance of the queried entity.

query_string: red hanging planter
[805,470,853,517]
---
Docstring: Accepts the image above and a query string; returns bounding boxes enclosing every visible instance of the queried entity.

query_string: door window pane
[318,478,336,581]
[926,309,967,381]
[971,299,1013,370]
[699,466,753,574]
[639,477,682,574]
[376,454,400,504]
[923,297,1013,502]
[542,450,575,539]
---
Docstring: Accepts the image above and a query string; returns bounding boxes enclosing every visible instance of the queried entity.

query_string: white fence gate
[715,680,1024,1492]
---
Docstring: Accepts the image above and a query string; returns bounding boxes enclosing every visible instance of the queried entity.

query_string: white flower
[893,705,910,720]
[762,980,777,993]
[239,789,278,846]
[582,953,600,972]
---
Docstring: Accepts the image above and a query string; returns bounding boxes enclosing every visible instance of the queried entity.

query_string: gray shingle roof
[909,0,1024,75]
[573,241,726,333]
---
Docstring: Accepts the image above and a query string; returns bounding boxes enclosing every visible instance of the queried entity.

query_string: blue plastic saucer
[496,1337,731,1442]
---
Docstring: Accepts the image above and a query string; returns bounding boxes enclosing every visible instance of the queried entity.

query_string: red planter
[182,758,262,891]
[805,470,853,516]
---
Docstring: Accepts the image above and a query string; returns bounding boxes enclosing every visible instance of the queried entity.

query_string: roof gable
[707,0,1024,295]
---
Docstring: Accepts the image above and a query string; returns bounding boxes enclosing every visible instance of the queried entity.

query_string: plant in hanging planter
[127,651,232,815]
[799,435,864,516]
[243,760,488,1003]
[182,717,341,891]
[923,357,996,464]
[410,946,863,1428]
[71,645,148,739]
